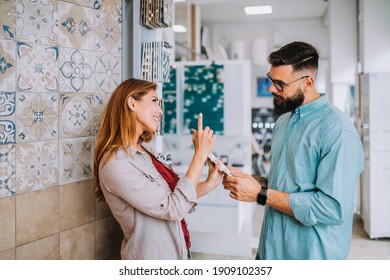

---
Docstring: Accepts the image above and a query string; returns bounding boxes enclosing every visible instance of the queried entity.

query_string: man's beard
[273,88,305,116]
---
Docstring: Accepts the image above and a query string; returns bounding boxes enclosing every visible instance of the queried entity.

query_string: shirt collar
[294,93,328,118]
[129,141,158,157]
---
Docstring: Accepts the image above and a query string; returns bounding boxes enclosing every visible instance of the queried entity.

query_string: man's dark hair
[268,41,319,73]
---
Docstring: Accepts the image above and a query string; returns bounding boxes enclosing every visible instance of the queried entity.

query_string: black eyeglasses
[267,72,308,92]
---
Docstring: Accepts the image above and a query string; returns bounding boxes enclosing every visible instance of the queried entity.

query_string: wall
[328,0,357,113]
[359,0,390,73]
[203,18,329,108]
[0,0,122,259]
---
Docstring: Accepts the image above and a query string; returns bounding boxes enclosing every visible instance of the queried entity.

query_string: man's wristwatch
[256,177,268,206]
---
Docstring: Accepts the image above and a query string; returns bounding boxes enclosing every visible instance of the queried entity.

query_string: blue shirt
[258,94,364,260]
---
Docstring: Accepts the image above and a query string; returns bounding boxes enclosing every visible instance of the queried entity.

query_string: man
[222,41,364,260]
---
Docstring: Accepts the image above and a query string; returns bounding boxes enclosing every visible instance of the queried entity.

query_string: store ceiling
[190,0,329,23]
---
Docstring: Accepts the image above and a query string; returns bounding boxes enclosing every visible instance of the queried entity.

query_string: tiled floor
[192,205,390,260]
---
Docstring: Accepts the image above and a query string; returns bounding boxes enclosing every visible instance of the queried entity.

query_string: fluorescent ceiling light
[173,25,187,33]
[244,5,273,15]
[173,0,187,3]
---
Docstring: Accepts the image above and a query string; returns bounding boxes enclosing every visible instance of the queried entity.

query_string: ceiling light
[173,0,187,2]
[244,5,273,15]
[173,25,187,33]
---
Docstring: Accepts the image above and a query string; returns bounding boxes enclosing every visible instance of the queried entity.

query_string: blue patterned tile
[15,140,58,194]
[0,39,16,91]
[59,48,97,93]
[0,144,16,198]
[0,92,16,145]
[0,0,16,40]
[16,0,58,44]
[16,92,58,142]
[16,42,58,92]
[58,1,95,50]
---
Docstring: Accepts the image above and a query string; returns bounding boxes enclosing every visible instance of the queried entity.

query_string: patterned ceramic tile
[93,92,110,134]
[95,10,121,54]
[0,0,16,40]
[0,39,16,91]
[0,144,16,198]
[16,0,58,45]
[16,92,58,142]
[16,140,59,194]
[0,92,16,145]
[59,47,97,93]
[16,42,58,92]
[58,1,95,50]
[59,93,94,138]
[59,136,94,185]
[94,53,121,93]
[66,0,122,17]
[94,0,122,16]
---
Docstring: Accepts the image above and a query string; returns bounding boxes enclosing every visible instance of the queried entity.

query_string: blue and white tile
[16,140,59,194]
[94,53,121,93]
[0,144,16,198]
[16,42,58,92]
[0,39,16,91]
[0,0,16,40]
[16,0,58,45]
[58,1,95,50]
[0,92,16,145]
[59,136,94,185]
[16,92,58,142]
[95,10,121,54]
[59,47,97,93]
[59,93,94,138]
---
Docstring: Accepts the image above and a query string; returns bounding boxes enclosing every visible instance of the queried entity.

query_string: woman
[93,78,223,260]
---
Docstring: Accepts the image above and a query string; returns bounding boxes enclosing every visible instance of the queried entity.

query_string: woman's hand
[191,113,216,162]
[197,159,224,198]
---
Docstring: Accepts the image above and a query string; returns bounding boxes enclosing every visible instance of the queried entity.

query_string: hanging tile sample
[162,67,177,134]
[183,64,224,135]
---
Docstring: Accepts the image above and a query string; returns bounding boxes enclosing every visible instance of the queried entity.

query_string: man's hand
[222,166,261,202]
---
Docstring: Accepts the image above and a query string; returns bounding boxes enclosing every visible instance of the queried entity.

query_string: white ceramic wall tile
[0,91,16,145]
[0,39,16,91]
[0,0,16,40]
[0,144,16,198]
[59,47,97,93]
[59,93,94,138]
[16,140,59,194]
[16,42,59,92]
[95,11,121,54]
[59,136,94,185]
[58,1,95,50]
[94,53,121,93]
[16,92,58,142]
[16,0,58,45]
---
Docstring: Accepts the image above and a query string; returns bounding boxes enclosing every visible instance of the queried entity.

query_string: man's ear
[127,97,136,111]
[305,76,315,90]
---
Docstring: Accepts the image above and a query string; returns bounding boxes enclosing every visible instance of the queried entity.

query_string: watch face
[257,190,267,206]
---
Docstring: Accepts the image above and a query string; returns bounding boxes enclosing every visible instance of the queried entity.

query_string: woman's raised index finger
[198,113,203,132]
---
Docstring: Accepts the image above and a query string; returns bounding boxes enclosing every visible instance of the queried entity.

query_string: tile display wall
[162,67,177,134]
[183,64,224,134]
[0,0,123,259]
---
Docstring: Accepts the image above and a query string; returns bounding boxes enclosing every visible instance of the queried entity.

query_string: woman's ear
[127,97,136,111]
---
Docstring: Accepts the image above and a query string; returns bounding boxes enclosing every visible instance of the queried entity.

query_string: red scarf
[150,156,191,250]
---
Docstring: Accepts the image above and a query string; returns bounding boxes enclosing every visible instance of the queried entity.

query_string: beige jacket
[99,143,197,260]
